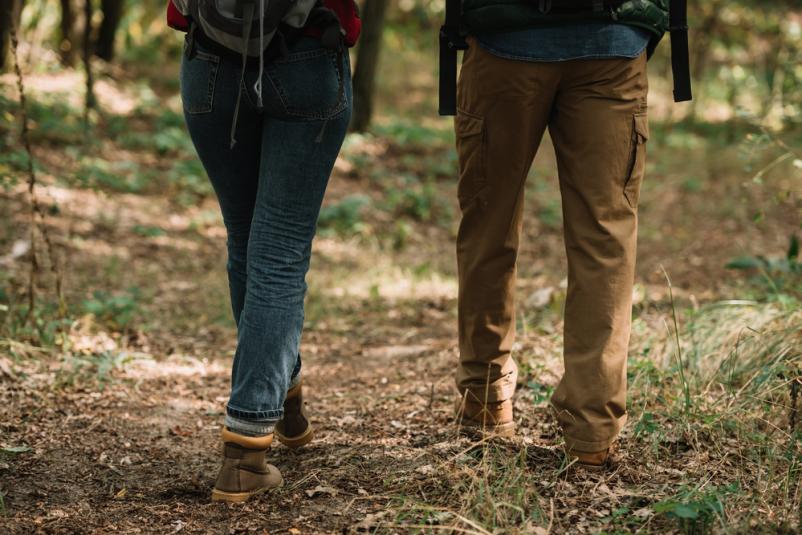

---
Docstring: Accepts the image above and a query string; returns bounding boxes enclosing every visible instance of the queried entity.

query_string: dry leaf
[306,485,338,498]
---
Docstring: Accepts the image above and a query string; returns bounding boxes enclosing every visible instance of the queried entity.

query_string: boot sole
[458,421,516,439]
[275,425,314,450]
[211,479,283,503]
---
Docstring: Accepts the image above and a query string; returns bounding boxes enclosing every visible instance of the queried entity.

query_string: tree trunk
[59,0,76,65]
[350,0,389,132]
[0,0,24,71]
[94,0,124,61]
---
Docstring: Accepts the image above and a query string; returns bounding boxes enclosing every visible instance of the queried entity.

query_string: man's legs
[455,41,558,429]
[548,54,649,453]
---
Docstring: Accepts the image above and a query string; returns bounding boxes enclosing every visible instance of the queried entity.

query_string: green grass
[381,298,802,534]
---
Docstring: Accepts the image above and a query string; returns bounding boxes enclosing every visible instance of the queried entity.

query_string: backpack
[171,0,320,59]
[167,0,361,147]
[167,0,362,47]
[438,0,691,116]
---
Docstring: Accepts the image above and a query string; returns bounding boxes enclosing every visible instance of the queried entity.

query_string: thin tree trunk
[83,0,96,138]
[350,0,389,132]
[687,1,722,121]
[0,0,24,71]
[94,0,124,61]
[59,0,76,65]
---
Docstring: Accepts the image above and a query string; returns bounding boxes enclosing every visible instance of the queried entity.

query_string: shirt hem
[475,39,648,63]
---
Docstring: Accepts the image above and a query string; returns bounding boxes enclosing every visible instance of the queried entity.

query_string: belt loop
[538,0,552,14]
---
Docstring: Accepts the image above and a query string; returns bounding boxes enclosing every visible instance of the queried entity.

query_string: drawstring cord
[255,0,265,109]
[230,2,256,149]
[228,3,346,147]
[315,44,345,144]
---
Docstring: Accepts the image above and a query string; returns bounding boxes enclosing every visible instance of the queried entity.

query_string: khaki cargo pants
[455,39,649,453]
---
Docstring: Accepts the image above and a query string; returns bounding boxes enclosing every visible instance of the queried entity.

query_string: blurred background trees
[1,1,800,130]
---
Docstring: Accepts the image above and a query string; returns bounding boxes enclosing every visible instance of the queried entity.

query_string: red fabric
[167,1,190,32]
[315,0,362,47]
[165,0,361,47]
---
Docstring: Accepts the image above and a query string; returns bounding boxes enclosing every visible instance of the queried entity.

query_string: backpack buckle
[439,26,468,51]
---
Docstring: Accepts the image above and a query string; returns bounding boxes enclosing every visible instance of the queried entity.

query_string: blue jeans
[180,35,352,432]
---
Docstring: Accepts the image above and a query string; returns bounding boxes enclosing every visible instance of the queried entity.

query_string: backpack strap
[439,0,469,116]
[669,0,692,102]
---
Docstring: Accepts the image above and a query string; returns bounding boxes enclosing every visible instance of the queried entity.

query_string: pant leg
[548,53,649,452]
[455,40,559,404]
[227,42,352,424]
[180,40,260,327]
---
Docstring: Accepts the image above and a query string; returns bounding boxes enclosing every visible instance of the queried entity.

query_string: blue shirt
[475,23,651,62]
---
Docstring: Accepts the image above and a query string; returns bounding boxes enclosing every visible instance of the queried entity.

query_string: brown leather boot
[566,447,613,471]
[455,394,515,438]
[275,381,314,449]
[211,428,283,503]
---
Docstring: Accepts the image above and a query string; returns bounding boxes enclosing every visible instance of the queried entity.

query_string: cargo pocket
[455,109,486,208]
[623,113,649,209]
[180,48,220,115]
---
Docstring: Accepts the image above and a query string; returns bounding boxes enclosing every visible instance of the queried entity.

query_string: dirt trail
[0,178,481,533]
[1,105,799,532]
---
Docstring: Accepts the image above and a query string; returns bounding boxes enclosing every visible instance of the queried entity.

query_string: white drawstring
[254,0,265,109]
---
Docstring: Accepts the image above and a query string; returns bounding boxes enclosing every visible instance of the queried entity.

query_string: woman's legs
[227,107,351,435]
[183,35,351,437]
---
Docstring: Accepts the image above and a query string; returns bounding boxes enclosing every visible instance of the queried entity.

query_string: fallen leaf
[415,464,434,475]
[0,357,16,380]
[633,506,652,518]
[306,485,338,498]
[354,511,387,531]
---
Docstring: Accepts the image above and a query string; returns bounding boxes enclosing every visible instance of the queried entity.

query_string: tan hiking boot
[275,381,314,449]
[211,428,283,503]
[566,447,614,471]
[455,395,516,438]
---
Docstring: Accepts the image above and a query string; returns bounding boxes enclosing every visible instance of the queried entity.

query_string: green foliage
[167,159,213,205]
[317,195,371,237]
[373,119,453,148]
[131,225,166,237]
[74,157,148,193]
[0,92,83,144]
[81,288,140,330]
[0,286,72,349]
[0,148,30,188]
[525,380,553,406]
[654,485,737,534]
[57,350,138,390]
[726,235,801,300]
[382,178,451,223]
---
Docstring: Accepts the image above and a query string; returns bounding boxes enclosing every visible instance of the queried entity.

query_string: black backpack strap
[669,0,692,102]
[439,0,468,116]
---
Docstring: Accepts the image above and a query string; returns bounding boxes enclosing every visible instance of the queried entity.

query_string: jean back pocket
[267,46,347,120]
[180,48,220,115]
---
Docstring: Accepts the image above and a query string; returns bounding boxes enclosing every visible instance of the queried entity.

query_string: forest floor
[1,58,801,534]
